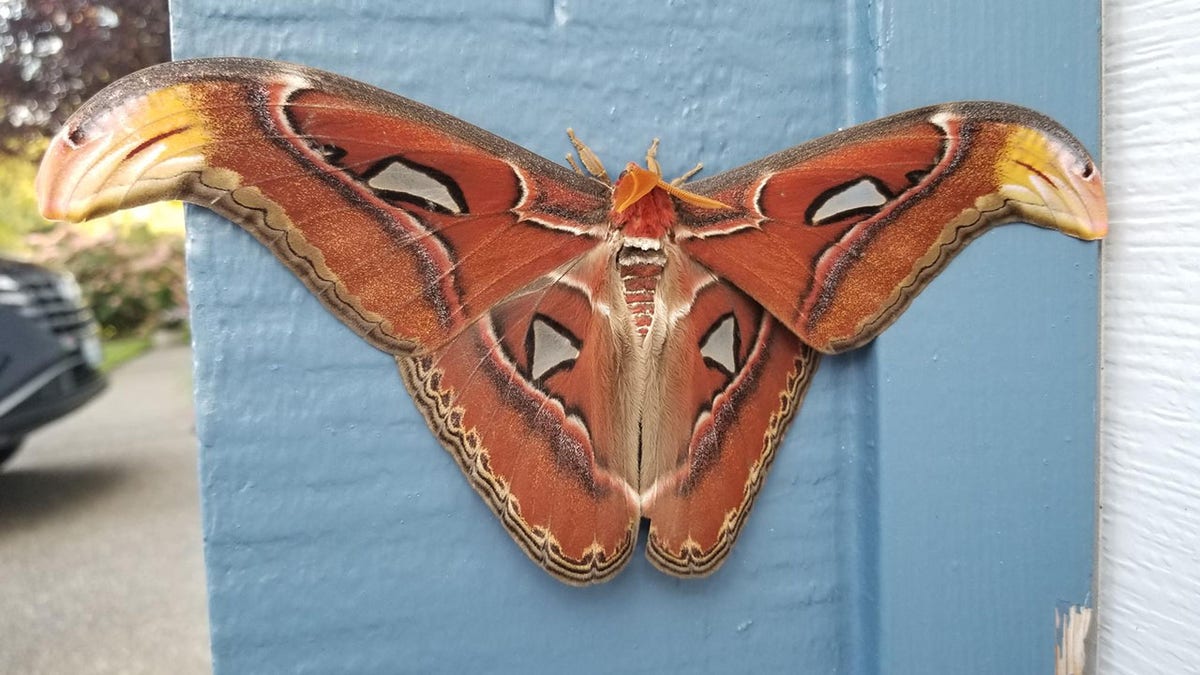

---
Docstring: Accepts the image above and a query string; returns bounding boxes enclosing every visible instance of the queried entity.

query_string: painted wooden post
[173,0,1099,672]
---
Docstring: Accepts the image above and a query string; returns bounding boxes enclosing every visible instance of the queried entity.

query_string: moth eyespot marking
[66,124,86,147]
[362,156,468,215]
[806,177,893,225]
[699,314,738,377]
[527,315,581,382]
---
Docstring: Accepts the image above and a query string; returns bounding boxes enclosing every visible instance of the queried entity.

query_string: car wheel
[0,437,24,468]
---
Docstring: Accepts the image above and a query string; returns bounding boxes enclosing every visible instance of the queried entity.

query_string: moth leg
[645,138,662,176]
[566,128,610,182]
[670,162,704,186]
[643,137,703,184]
[566,153,584,176]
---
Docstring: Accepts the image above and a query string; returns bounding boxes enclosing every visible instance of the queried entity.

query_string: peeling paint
[1055,605,1092,675]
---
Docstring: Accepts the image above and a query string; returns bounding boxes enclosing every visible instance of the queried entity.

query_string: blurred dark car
[0,256,106,467]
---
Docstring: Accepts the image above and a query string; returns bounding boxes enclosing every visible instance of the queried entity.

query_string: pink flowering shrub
[26,221,186,338]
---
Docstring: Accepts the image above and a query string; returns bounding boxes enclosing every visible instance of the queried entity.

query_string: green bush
[0,155,45,252]
[26,221,186,338]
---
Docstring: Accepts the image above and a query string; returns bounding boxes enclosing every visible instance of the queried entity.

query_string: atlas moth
[36,58,1107,585]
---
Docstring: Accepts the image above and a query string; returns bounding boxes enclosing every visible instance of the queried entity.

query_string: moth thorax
[616,245,666,340]
[612,186,676,240]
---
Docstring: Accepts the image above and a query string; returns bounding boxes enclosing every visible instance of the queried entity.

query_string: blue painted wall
[172,1,1099,672]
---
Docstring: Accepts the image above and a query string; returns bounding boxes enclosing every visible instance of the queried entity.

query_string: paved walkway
[0,346,210,674]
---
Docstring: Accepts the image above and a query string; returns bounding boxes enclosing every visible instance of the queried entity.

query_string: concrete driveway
[0,345,210,674]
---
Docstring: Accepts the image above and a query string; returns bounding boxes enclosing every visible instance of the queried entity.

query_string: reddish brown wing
[676,102,1107,353]
[36,58,635,584]
[638,252,820,576]
[399,245,641,583]
[37,57,611,355]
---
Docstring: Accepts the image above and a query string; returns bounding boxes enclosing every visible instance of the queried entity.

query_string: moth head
[612,162,730,214]
[612,163,661,213]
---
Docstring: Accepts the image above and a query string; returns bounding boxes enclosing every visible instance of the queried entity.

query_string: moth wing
[37,58,643,584]
[677,102,1106,353]
[402,246,642,583]
[639,254,820,576]
[37,57,612,356]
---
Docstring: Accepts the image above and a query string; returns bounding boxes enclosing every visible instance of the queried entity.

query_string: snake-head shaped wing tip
[954,101,1107,242]
[37,75,217,223]
[992,122,1108,241]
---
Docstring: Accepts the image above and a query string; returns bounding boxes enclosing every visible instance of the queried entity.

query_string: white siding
[1100,0,1200,670]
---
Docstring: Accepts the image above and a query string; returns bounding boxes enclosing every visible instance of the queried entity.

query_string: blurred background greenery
[1,0,181,343]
